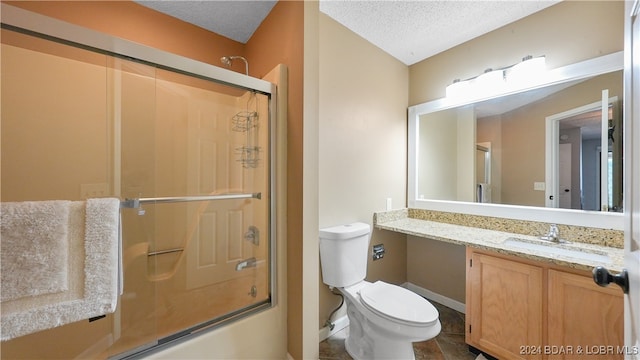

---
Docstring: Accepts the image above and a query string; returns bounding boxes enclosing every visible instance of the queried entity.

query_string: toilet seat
[358,281,438,325]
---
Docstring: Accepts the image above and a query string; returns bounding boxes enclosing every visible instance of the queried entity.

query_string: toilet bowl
[339,280,441,360]
[319,223,441,360]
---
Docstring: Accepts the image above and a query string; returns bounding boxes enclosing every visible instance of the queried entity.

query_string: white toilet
[319,222,441,360]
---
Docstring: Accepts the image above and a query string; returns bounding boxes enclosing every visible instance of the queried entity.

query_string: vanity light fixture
[445,55,546,101]
[506,55,547,88]
[445,78,472,99]
[475,68,507,96]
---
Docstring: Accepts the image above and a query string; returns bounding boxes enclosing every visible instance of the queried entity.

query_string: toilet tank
[319,222,371,288]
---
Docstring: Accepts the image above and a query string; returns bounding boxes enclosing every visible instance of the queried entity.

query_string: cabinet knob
[592,266,629,294]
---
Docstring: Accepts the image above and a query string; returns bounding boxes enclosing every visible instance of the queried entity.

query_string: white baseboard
[318,314,349,342]
[404,282,466,314]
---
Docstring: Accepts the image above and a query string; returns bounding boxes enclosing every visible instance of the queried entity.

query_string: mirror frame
[408,51,624,230]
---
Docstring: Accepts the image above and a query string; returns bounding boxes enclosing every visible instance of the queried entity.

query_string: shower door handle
[235,257,256,271]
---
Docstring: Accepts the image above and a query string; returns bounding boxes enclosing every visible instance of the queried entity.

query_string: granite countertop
[374,210,624,273]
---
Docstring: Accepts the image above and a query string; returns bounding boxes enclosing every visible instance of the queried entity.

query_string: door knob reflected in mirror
[592,266,629,294]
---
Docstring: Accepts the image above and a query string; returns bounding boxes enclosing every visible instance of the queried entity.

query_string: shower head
[220,55,249,76]
[220,56,233,67]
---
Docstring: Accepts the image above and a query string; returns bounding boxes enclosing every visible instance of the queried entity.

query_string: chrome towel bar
[121,192,261,209]
[148,248,184,257]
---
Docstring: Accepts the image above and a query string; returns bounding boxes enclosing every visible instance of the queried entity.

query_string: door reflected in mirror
[476,143,491,203]
[546,93,623,212]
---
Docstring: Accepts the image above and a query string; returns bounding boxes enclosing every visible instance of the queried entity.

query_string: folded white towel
[84,198,121,315]
[1,200,71,302]
[1,198,121,341]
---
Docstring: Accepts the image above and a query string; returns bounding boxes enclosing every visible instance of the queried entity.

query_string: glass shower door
[113,61,272,356]
[1,25,273,359]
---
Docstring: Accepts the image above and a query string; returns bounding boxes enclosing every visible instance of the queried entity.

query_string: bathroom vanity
[374,209,624,360]
[390,20,629,360]
[467,248,623,360]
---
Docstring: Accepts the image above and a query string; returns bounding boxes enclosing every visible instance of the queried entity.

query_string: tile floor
[319,301,478,360]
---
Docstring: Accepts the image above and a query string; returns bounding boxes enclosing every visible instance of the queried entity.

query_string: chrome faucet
[235,257,256,271]
[541,224,561,243]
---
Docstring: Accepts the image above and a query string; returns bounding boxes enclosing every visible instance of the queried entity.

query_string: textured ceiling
[136,0,560,65]
[135,1,278,43]
[320,1,559,65]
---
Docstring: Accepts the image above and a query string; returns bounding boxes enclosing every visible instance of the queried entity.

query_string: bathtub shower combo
[1,9,277,359]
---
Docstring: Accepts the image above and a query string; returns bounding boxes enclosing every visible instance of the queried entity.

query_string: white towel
[1,198,121,341]
[1,200,71,302]
[477,183,492,203]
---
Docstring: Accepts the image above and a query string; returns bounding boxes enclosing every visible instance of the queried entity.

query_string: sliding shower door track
[115,299,272,360]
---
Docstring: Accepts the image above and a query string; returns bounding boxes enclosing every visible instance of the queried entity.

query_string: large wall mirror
[408,52,624,229]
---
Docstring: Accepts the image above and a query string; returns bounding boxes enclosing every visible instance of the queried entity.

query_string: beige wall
[407,236,467,303]
[456,107,476,202]
[318,13,409,327]
[302,2,321,359]
[407,1,624,307]
[419,110,459,200]
[476,115,503,204]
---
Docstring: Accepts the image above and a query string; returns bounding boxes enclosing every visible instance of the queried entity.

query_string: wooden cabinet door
[548,269,624,360]
[467,250,543,360]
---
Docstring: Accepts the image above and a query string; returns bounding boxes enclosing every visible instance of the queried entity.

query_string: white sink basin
[503,238,612,264]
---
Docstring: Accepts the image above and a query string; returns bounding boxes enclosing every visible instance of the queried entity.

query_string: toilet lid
[359,281,438,325]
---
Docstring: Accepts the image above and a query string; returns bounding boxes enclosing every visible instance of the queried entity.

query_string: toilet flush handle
[372,244,385,260]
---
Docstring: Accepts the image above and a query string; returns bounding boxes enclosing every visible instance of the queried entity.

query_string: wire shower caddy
[232,94,261,168]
